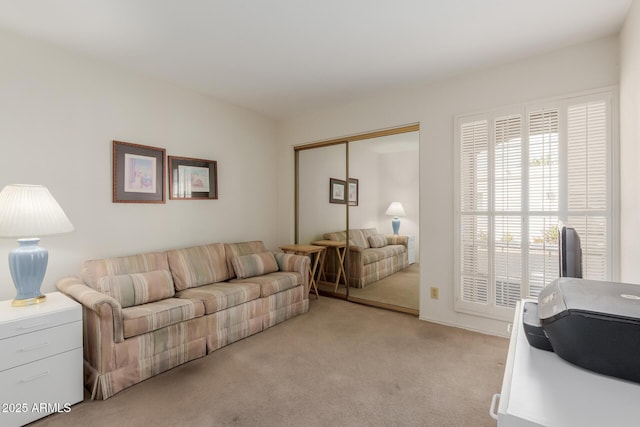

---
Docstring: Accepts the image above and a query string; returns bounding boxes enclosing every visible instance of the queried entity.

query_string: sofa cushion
[96,270,175,308]
[231,272,301,297]
[361,245,407,265]
[349,229,369,249]
[166,243,230,291]
[175,282,261,314]
[224,241,268,278]
[367,234,388,248]
[322,231,356,247]
[323,231,347,242]
[361,228,379,246]
[81,252,170,289]
[121,298,205,338]
[232,252,279,279]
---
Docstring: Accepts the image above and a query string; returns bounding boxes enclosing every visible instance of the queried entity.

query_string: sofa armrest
[56,276,125,344]
[386,235,409,247]
[274,252,310,295]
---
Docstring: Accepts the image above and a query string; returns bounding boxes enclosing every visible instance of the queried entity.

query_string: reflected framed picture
[348,178,358,206]
[169,156,218,200]
[113,140,166,203]
[329,178,346,204]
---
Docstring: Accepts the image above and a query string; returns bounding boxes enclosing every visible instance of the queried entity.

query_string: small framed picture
[113,140,166,203]
[348,178,359,206]
[169,156,218,200]
[329,178,346,204]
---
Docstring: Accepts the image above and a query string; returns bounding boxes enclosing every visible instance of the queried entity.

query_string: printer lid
[538,277,640,322]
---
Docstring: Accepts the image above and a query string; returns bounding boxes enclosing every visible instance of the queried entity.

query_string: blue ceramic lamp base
[9,238,48,307]
[392,217,401,235]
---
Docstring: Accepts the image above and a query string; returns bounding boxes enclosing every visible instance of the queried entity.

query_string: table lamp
[385,202,406,235]
[0,184,74,306]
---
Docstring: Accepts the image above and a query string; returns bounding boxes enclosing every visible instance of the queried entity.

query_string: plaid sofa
[56,241,309,400]
[322,228,409,288]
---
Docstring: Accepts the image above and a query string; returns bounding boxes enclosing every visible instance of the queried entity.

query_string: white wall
[0,30,278,301]
[349,141,382,230]
[297,145,347,243]
[377,149,420,254]
[278,36,620,336]
[620,1,640,283]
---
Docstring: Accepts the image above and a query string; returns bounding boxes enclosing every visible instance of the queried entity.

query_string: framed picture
[113,140,166,203]
[348,178,359,206]
[329,178,346,204]
[169,156,218,200]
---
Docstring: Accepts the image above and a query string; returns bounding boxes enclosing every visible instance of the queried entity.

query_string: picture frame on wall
[329,178,346,204]
[348,178,359,206]
[113,140,166,203]
[169,155,218,200]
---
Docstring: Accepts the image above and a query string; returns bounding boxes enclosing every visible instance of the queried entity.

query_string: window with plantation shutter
[454,90,616,320]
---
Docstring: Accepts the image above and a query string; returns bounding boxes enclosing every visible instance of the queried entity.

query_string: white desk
[492,299,640,427]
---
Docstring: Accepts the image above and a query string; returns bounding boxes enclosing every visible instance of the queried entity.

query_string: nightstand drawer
[0,321,81,371]
[0,293,81,340]
[0,348,83,427]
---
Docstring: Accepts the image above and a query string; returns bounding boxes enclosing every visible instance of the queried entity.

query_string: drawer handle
[18,320,50,330]
[18,342,50,353]
[20,371,50,383]
[489,393,500,420]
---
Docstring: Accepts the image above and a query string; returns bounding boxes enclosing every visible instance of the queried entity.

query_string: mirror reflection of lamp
[385,202,406,235]
[0,184,74,306]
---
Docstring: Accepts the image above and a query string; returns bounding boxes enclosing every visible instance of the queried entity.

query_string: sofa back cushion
[81,252,170,289]
[323,231,348,242]
[323,229,374,248]
[96,270,175,308]
[166,243,230,291]
[367,233,388,248]
[232,252,279,279]
[361,228,379,247]
[224,241,267,278]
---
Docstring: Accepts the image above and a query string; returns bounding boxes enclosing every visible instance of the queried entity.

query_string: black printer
[523,277,640,384]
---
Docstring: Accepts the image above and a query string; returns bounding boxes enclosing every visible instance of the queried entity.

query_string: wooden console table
[312,240,347,292]
[279,244,325,299]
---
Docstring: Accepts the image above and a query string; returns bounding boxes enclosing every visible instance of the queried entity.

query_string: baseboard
[418,314,511,338]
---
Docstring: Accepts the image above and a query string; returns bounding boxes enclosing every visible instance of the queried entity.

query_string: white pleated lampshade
[0,184,74,238]
[385,202,406,217]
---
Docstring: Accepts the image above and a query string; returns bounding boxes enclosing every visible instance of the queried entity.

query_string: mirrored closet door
[295,125,419,314]
[346,132,420,314]
[296,142,348,299]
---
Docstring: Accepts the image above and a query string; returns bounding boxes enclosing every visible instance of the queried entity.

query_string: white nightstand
[0,292,83,427]
[406,235,416,264]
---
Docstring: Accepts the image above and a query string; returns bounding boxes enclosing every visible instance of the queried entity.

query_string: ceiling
[0,1,632,120]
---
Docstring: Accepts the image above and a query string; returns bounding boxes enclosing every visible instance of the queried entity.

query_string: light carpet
[32,297,508,427]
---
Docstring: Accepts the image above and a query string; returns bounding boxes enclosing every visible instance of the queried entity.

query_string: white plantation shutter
[528,110,559,212]
[455,91,614,320]
[494,215,522,308]
[566,99,609,280]
[527,109,560,299]
[494,115,522,308]
[459,120,489,305]
[528,216,559,297]
[494,115,521,212]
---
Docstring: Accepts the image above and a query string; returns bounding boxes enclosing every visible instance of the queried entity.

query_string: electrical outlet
[430,287,439,299]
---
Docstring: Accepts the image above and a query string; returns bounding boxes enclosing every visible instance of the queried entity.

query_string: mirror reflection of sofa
[322,228,409,288]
